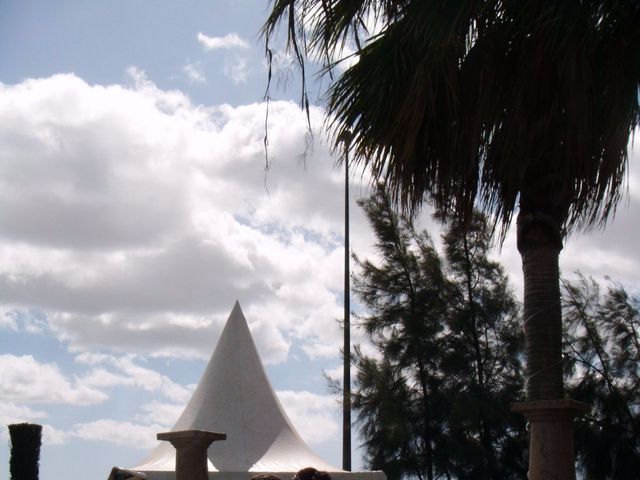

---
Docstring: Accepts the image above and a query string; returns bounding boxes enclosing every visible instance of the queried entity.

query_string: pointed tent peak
[118,299,387,480]
[222,300,252,339]
[229,300,244,321]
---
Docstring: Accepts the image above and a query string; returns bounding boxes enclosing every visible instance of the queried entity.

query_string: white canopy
[109,301,385,480]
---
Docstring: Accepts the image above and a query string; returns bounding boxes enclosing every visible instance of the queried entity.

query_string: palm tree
[263,2,640,479]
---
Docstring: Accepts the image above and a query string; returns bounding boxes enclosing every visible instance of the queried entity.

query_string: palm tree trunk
[517,211,564,401]
[515,206,588,480]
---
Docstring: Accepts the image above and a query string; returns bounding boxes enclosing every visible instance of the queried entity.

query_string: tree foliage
[438,213,526,479]
[351,185,526,480]
[562,275,640,479]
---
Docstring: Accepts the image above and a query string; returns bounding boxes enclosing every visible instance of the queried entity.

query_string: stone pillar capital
[157,429,226,480]
[511,399,589,480]
[511,398,590,421]
[157,429,227,448]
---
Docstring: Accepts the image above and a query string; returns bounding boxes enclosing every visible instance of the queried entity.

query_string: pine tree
[353,185,451,480]
[352,185,526,480]
[439,213,526,480]
[562,275,640,479]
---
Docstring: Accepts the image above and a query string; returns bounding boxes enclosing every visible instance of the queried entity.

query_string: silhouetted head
[251,474,282,480]
[293,467,331,480]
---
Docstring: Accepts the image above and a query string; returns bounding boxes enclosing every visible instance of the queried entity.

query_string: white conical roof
[134,301,338,474]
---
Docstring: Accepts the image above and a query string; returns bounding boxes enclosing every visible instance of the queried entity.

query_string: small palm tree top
[263,0,640,234]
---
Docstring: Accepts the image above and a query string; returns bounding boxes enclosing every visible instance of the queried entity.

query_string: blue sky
[0,2,639,480]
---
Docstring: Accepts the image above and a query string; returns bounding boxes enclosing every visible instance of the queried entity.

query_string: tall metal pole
[342,142,351,471]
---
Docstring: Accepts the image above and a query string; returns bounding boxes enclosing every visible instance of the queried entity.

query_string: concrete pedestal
[512,399,589,480]
[157,430,227,480]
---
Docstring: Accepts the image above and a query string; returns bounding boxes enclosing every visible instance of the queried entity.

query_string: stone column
[157,430,227,480]
[512,399,589,480]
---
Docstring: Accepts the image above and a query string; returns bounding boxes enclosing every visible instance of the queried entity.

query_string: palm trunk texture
[518,213,564,401]
[515,207,588,480]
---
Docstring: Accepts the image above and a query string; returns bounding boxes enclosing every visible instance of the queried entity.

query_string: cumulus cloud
[197,32,249,51]
[0,402,48,425]
[0,74,191,250]
[42,425,69,445]
[277,390,339,445]
[0,73,366,364]
[0,395,180,449]
[70,419,160,449]
[12,388,340,451]
[136,400,185,428]
[1,71,637,379]
[0,354,107,405]
[0,404,161,449]
[77,355,192,403]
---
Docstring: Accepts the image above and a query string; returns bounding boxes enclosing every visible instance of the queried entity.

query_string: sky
[0,2,638,479]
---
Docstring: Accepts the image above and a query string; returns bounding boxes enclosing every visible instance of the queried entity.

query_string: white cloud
[249,316,291,365]
[0,388,340,452]
[224,57,248,84]
[1,310,50,334]
[0,309,18,330]
[81,368,131,388]
[0,73,192,250]
[322,365,344,385]
[183,62,207,84]
[0,402,48,425]
[113,357,192,402]
[76,354,192,403]
[0,397,178,449]
[0,73,365,365]
[136,400,185,428]
[197,32,249,51]
[277,390,339,445]
[0,354,107,405]
[42,424,69,445]
[73,352,112,365]
[70,419,160,449]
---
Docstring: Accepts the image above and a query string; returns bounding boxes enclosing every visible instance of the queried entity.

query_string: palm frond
[264,0,640,234]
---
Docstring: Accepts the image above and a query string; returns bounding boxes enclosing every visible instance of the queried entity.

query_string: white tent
[109,302,385,480]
